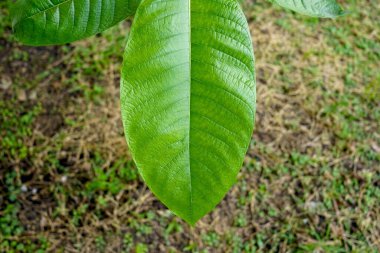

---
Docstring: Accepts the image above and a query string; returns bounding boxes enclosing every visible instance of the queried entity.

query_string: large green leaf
[11,0,141,46]
[121,0,255,224]
[272,0,346,18]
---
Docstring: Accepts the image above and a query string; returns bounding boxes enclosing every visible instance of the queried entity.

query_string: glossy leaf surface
[11,0,141,45]
[121,0,256,224]
[272,0,345,18]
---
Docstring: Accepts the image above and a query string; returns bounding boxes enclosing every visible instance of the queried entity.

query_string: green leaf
[11,0,142,46]
[272,0,346,18]
[121,0,255,224]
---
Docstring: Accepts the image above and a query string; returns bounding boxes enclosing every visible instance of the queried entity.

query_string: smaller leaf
[272,0,346,18]
[11,0,142,46]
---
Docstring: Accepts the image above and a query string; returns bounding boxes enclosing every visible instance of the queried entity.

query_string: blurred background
[0,0,379,252]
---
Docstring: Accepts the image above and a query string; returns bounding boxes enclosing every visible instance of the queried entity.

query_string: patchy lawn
[1,0,379,252]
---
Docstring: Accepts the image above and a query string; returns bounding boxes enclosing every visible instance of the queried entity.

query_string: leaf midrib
[188,0,193,222]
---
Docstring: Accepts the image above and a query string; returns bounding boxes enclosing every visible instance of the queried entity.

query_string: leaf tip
[183,216,200,226]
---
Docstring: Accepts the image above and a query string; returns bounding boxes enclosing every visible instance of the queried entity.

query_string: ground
[0,0,379,252]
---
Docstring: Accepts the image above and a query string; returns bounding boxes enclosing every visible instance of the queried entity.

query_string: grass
[0,0,379,252]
